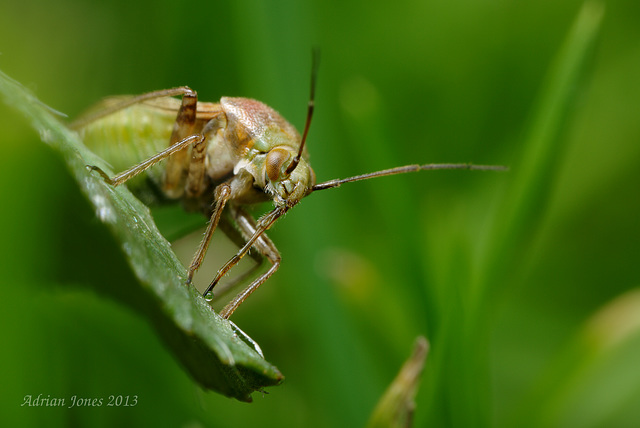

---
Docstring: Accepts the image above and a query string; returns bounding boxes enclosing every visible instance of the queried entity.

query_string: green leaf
[0,70,283,402]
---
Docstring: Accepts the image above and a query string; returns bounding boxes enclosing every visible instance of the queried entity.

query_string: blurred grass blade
[510,289,640,427]
[367,337,429,428]
[557,289,640,427]
[477,1,605,304]
[430,3,605,426]
[0,70,283,401]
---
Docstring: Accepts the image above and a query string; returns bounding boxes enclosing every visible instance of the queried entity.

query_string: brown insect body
[75,86,318,319]
[74,68,505,320]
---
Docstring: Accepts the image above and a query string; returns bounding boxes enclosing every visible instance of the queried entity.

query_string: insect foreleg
[210,211,268,298]
[218,207,283,319]
[202,206,287,309]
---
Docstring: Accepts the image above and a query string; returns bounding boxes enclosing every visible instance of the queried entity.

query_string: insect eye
[265,147,291,182]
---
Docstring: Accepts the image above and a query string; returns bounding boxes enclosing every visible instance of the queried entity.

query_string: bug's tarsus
[286,48,320,176]
[86,164,115,185]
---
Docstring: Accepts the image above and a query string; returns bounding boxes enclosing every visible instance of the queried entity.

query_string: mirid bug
[71,53,505,319]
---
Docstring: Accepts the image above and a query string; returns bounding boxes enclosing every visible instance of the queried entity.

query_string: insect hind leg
[86,134,204,187]
[70,86,198,129]
[79,86,207,190]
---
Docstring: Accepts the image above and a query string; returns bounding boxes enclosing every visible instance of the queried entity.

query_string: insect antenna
[312,163,508,192]
[286,48,320,176]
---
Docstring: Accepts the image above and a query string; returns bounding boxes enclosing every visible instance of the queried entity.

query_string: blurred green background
[1,0,640,427]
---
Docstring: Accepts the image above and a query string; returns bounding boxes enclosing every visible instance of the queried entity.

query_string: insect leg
[87,134,204,187]
[217,207,283,319]
[186,183,232,285]
[163,88,199,198]
[210,212,266,298]
[83,86,206,189]
[70,86,198,129]
[203,205,286,295]
[185,116,226,198]
[218,210,265,266]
